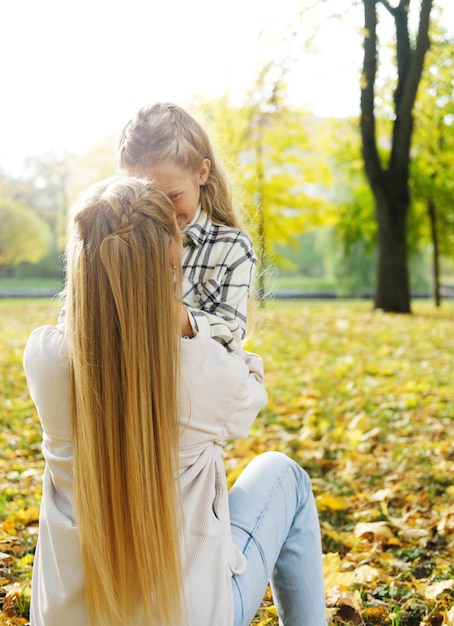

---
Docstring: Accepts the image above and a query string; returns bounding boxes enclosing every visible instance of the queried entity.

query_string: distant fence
[1,286,453,300]
[441,285,454,298]
[268,287,454,300]
[0,288,61,299]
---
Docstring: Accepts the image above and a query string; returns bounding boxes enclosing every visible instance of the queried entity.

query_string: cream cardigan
[24,324,267,626]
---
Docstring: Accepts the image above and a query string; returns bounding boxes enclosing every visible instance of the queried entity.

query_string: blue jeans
[230,452,327,626]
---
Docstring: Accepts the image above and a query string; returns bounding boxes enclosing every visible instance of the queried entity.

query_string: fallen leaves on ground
[1,299,453,625]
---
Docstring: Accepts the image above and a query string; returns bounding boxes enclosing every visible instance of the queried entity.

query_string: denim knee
[256,451,312,498]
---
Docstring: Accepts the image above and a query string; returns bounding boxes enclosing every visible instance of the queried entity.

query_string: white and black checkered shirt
[182,208,256,351]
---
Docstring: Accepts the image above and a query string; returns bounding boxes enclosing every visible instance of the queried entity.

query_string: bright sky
[1,0,452,174]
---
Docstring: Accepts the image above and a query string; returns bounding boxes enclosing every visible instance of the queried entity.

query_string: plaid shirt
[182,207,256,351]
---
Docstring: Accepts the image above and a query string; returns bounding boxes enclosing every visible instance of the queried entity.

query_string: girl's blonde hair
[65,175,184,625]
[117,102,241,228]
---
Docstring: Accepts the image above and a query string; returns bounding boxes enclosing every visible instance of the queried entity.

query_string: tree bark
[374,176,411,312]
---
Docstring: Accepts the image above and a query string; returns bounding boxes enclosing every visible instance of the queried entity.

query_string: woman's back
[24,323,267,626]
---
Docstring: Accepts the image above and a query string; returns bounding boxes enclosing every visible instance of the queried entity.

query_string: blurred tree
[332,8,453,306]
[5,150,73,280]
[197,8,337,300]
[238,68,335,299]
[14,141,115,245]
[7,143,115,280]
[360,0,433,312]
[0,196,51,270]
[198,92,336,300]
[14,150,72,252]
[410,25,454,305]
[69,137,116,202]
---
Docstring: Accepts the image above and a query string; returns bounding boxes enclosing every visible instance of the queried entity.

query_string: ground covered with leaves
[0,299,453,625]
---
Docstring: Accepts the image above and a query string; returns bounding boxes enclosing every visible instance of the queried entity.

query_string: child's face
[150,160,210,230]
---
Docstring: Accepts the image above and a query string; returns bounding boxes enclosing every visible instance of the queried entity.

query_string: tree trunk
[255,129,266,305]
[427,198,441,307]
[374,183,411,313]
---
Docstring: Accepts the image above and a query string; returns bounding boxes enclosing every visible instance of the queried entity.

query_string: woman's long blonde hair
[117,102,242,228]
[65,176,184,625]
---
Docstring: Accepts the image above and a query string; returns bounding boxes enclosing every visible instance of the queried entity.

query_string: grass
[1,298,454,625]
[0,278,63,290]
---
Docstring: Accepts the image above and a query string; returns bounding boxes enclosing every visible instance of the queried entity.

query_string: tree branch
[394,2,412,105]
[390,0,433,173]
[360,0,382,185]
[377,0,397,16]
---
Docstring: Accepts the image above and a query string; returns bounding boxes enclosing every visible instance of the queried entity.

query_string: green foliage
[195,94,337,262]
[276,229,328,277]
[0,198,51,268]
[410,24,454,259]
[0,144,116,281]
[16,152,71,252]
[328,118,377,252]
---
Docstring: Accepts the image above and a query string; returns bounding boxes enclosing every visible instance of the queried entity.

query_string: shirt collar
[181,205,201,234]
[182,206,212,247]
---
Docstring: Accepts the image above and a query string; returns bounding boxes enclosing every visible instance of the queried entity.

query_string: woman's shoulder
[24,323,68,376]
[25,322,66,349]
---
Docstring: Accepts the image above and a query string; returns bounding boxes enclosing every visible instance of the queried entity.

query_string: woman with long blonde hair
[24,176,326,626]
[26,177,185,626]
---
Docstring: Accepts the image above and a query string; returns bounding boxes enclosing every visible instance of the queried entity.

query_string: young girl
[117,102,255,351]
[24,175,327,626]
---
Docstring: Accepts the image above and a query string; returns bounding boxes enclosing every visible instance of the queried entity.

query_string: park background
[1,1,454,625]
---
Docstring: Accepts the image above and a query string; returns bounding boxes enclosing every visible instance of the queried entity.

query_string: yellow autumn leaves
[236,301,454,625]
[1,299,454,625]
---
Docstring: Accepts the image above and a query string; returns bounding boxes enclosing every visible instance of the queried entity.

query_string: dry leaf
[423,579,454,600]
[354,521,395,540]
[323,552,354,592]
[352,564,380,584]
